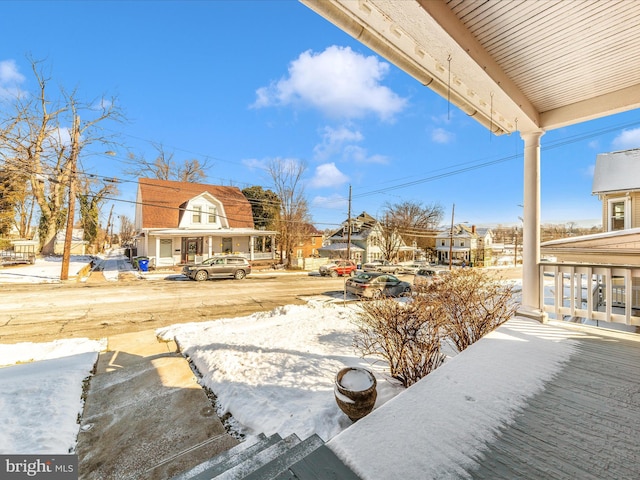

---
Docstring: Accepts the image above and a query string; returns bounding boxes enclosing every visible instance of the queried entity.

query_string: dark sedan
[346,272,412,299]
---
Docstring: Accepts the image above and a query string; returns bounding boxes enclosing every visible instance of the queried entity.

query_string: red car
[319,260,358,277]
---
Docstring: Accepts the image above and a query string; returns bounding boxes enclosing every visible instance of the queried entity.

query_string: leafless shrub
[354,298,446,387]
[414,268,518,352]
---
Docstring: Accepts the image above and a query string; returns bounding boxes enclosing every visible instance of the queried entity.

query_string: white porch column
[155,236,160,266]
[520,130,546,321]
[250,236,255,261]
[208,236,213,258]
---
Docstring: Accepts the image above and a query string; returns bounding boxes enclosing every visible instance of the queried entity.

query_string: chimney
[471,225,476,234]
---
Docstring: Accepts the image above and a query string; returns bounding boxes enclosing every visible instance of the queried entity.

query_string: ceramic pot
[334,367,377,422]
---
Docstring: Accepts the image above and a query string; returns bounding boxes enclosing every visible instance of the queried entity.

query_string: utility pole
[448,203,455,270]
[105,204,114,251]
[514,227,518,266]
[346,185,352,261]
[60,115,80,281]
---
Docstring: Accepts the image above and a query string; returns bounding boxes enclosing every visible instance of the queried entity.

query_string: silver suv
[183,255,251,281]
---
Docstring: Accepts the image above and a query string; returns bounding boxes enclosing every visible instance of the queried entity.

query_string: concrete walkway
[76,330,238,480]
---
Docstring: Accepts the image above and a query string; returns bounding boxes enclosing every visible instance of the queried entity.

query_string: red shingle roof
[138,178,255,229]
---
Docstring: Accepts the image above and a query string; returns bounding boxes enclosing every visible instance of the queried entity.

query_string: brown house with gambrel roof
[134,178,276,267]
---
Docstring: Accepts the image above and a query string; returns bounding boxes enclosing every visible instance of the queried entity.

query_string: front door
[186,239,198,263]
[222,237,233,254]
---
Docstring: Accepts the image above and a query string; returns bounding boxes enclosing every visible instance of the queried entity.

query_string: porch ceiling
[301,0,640,134]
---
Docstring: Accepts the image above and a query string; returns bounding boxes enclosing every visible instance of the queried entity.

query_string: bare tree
[267,158,311,268]
[119,215,136,246]
[125,143,209,183]
[380,200,443,261]
[0,166,33,237]
[77,177,118,252]
[0,59,123,254]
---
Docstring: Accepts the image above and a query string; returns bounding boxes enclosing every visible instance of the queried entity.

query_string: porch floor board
[470,333,640,479]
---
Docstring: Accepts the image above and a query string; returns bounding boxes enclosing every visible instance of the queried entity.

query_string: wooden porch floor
[469,324,640,479]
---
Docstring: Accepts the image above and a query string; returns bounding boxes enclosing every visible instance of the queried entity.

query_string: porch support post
[155,236,160,267]
[520,130,546,322]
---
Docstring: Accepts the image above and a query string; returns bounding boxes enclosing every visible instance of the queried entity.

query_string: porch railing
[540,262,640,329]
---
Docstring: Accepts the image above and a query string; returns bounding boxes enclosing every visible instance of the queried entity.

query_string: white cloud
[309,162,349,188]
[313,125,363,161]
[431,127,455,144]
[612,128,640,150]
[252,46,407,121]
[0,59,24,84]
[242,158,268,170]
[0,59,26,100]
[344,145,389,164]
[311,193,348,210]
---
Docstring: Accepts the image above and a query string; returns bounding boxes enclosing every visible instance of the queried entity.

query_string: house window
[441,240,445,246]
[159,239,172,258]
[608,198,630,231]
[208,206,217,223]
[311,237,316,245]
[192,206,202,224]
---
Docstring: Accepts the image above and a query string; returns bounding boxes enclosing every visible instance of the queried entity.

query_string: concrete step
[172,434,280,480]
[273,444,362,480]
[241,434,324,480]
[212,434,302,480]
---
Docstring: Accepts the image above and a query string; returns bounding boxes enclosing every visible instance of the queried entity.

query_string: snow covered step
[171,433,279,480]
[241,434,324,480]
[273,444,362,480]
[212,433,302,480]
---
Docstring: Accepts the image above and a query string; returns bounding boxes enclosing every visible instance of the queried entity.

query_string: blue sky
[2,1,640,231]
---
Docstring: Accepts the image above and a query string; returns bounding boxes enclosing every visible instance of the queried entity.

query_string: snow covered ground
[0,257,530,457]
[0,255,94,283]
[0,338,105,454]
[156,301,409,442]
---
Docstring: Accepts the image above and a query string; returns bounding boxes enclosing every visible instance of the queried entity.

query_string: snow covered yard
[0,255,94,283]
[0,338,105,454]
[156,301,407,442]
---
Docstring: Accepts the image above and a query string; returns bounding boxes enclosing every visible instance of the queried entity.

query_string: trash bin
[137,257,149,272]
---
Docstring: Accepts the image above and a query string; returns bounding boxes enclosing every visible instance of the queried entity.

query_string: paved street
[0,270,356,343]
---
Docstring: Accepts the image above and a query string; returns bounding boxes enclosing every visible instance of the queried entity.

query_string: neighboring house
[593,149,640,231]
[294,224,324,260]
[540,149,640,332]
[435,224,493,266]
[318,212,386,264]
[541,149,640,264]
[54,228,89,255]
[134,178,276,267]
[289,224,326,271]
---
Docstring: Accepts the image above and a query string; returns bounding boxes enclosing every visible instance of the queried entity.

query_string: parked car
[413,267,449,286]
[363,260,402,274]
[362,259,384,272]
[346,272,412,299]
[319,259,357,277]
[399,263,426,275]
[183,255,251,281]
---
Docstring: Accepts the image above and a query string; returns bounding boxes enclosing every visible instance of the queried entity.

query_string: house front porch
[135,229,276,267]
